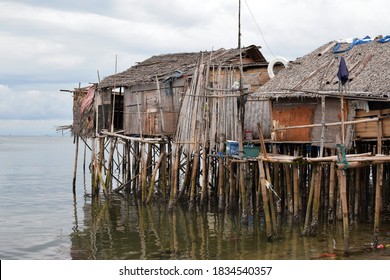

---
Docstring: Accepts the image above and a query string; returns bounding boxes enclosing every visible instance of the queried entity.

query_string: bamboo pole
[177,152,192,201]
[218,134,226,211]
[328,150,336,223]
[140,142,147,202]
[311,165,322,234]
[374,113,383,244]
[259,159,272,239]
[72,136,79,194]
[169,146,180,209]
[284,163,293,214]
[272,145,282,214]
[105,137,118,193]
[293,164,299,220]
[91,138,97,195]
[159,143,167,200]
[265,163,278,235]
[200,147,209,208]
[228,160,235,210]
[97,137,105,192]
[273,117,379,131]
[303,165,316,235]
[189,150,200,211]
[145,152,165,204]
[338,169,350,252]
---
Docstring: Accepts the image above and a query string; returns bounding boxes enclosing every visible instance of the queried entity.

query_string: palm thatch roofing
[256,37,390,100]
[99,45,267,88]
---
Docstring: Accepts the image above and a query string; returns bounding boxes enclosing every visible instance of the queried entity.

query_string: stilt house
[253,36,390,149]
[95,45,270,138]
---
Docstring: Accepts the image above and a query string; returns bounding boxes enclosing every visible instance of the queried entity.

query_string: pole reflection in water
[70,195,390,260]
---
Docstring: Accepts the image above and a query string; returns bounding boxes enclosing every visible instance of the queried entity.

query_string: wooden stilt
[259,159,272,239]
[374,114,383,245]
[200,147,209,208]
[303,165,316,235]
[354,168,361,222]
[105,137,118,193]
[189,150,200,211]
[159,143,167,200]
[328,150,336,223]
[228,160,235,210]
[293,163,299,221]
[272,145,282,214]
[91,138,98,196]
[311,165,322,235]
[169,146,180,209]
[72,136,79,194]
[338,169,350,253]
[140,142,148,202]
[285,163,293,214]
[177,152,192,201]
[239,162,247,222]
[218,134,225,211]
[146,152,165,204]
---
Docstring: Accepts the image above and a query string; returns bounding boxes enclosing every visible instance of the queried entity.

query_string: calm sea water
[1,136,389,260]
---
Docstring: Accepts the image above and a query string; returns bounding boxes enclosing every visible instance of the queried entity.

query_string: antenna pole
[238,0,241,49]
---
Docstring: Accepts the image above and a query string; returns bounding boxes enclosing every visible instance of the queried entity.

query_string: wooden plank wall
[355,108,390,139]
[124,80,184,136]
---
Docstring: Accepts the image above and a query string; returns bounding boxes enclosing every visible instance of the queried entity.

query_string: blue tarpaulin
[333,36,372,54]
[377,35,390,43]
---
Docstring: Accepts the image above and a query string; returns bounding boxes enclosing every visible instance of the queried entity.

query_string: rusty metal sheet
[272,102,316,141]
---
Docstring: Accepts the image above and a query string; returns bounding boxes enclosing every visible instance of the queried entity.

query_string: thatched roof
[99,45,267,88]
[256,38,390,100]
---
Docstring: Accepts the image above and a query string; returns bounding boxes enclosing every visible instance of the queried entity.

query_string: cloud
[1,0,390,135]
[0,83,73,120]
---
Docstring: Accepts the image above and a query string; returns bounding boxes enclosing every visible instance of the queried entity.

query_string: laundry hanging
[337,57,349,85]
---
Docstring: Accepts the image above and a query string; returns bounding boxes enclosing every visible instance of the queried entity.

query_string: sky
[1,0,389,135]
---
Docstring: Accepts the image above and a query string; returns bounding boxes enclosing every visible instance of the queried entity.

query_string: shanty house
[253,36,390,149]
[97,45,270,137]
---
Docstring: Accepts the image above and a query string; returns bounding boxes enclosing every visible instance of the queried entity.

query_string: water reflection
[70,195,390,260]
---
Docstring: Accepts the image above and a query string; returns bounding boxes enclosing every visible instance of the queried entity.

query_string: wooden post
[200,147,209,208]
[105,137,118,193]
[159,143,167,200]
[218,134,226,211]
[169,146,180,210]
[303,164,316,235]
[96,138,103,196]
[293,163,299,221]
[259,159,272,239]
[90,138,97,195]
[228,160,235,210]
[338,169,350,253]
[177,152,191,201]
[285,163,293,214]
[72,136,79,194]
[328,150,336,223]
[311,165,322,234]
[145,152,165,204]
[272,145,282,213]
[374,113,383,244]
[140,142,147,202]
[354,168,361,222]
